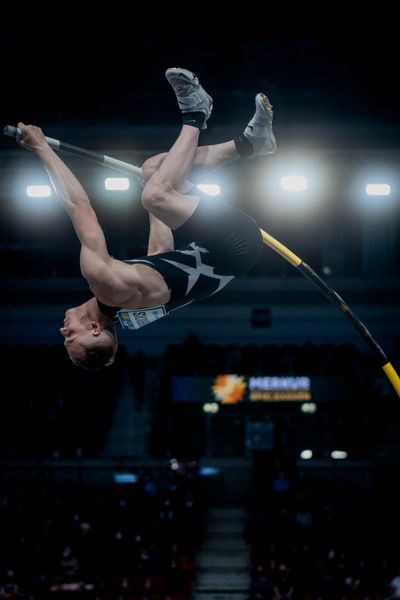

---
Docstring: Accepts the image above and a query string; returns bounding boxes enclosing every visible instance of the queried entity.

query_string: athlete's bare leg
[142,90,276,185]
[142,140,238,186]
[142,125,202,230]
[142,69,276,231]
[147,212,174,255]
[142,68,214,230]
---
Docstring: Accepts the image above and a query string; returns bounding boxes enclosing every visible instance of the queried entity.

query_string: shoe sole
[166,67,213,129]
[165,68,198,86]
[258,94,276,151]
[257,93,273,121]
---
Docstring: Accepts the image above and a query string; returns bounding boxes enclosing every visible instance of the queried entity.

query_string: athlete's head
[59,306,118,370]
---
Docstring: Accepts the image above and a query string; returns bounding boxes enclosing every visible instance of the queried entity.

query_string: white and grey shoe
[244,93,277,156]
[165,67,213,129]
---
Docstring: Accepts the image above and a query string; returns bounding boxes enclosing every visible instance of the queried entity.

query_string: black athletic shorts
[174,189,263,275]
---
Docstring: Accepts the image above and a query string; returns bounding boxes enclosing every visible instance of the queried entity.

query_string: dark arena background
[1,36,400,600]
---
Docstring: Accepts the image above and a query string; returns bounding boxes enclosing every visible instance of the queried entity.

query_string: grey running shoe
[165,67,213,129]
[244,93,277,156]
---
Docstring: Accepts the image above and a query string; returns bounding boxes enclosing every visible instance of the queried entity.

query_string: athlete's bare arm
[17,123,110,280]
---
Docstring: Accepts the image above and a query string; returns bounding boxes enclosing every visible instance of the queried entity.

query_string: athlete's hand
[16,122,48,152]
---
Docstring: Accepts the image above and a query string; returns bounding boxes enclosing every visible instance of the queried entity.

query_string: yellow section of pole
[260,227,400,398]
[382,363,400,397]
[260,228,302,267]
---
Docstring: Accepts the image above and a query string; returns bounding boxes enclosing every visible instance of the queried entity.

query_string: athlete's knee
[141,153,168,183]
[141,173,174,212]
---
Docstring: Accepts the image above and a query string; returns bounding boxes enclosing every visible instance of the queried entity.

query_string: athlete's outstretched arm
[17,123,110,276]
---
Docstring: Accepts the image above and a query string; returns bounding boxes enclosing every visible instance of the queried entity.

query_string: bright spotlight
[365,183,391,196]
[196,184,221,196]
[300,449,313,459]
[331,450,348,460]
[26,185,52,198]
[352,172,395,214]
[281,176,307,192]
[202,402,219,414]
[257,148,332,222]
[105,177,130,191]
[256,153,328,220]
[301,402,317,414]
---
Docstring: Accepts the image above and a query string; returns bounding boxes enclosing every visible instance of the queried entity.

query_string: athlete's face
[59,308,92,361]
[59,306,118,368]
[60,309,87,342]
